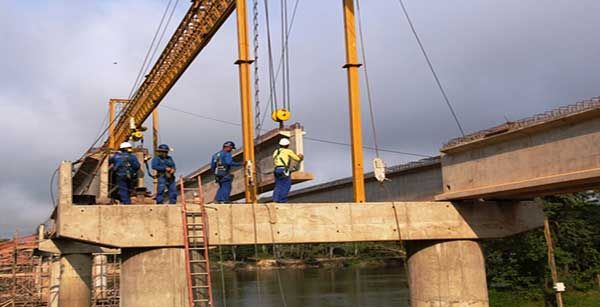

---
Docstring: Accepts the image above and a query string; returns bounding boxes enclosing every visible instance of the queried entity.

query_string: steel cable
[396,0,465,136]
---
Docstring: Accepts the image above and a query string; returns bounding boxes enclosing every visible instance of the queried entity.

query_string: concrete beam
[284,157,441,203]
[58,254,92,307]
[54,201,543,248]
[183,123,314,201]
[437,103,600,200]
[38,239,119,255]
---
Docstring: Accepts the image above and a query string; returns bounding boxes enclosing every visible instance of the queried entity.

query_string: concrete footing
[407,240,489,307]
[58,254,92,307]
[121,247,189,307]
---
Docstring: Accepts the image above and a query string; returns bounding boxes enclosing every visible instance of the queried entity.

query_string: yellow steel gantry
[97,0,366,203]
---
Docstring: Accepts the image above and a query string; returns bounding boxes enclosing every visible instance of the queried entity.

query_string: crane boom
[109,0,235,148]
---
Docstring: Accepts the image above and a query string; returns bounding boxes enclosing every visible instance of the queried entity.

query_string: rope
[205,205,228,307]
[260,0,301,128]
[396,0,465,137]
[355,0,381,158]
[263,0,278,117]
[250,202,263,305]
[264,204,288,307]
[391,201,412,306]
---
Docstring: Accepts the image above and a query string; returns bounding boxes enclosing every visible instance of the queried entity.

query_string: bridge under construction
[2,0,600,306]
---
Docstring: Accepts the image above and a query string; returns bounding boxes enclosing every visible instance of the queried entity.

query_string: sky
[2,0,600,237]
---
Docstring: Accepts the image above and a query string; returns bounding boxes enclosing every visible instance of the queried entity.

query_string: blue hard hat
[157,144,170,152]
[223,141,236,149]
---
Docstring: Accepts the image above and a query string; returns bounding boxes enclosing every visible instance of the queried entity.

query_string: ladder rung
[191,272,209,275]
[192,285,210,288]
[187,223,204,226]
[193,299,210,302]
[190,260,207,263]
[187,235,204,238]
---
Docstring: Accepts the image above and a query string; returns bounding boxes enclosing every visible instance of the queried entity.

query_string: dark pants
[156,175,177,204]
[116,176,133,204]
[273,168,292,203]
[215,174,233,203]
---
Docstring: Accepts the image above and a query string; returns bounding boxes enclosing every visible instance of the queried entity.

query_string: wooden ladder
[179,177,213,307]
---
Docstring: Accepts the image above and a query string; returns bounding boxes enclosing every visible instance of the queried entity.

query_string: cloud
[3,0,600,236]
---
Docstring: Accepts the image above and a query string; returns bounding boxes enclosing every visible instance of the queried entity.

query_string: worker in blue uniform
[272,138,303,203]
[211,141,241,203]
[152,144,178,204]
[109,142,140,204]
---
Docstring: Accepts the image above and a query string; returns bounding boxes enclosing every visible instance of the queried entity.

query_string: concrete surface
[407,240,489,307]
[438,106,600,200]
[58,254,92,307]
[120,248,188,307]
[284,157,441,203]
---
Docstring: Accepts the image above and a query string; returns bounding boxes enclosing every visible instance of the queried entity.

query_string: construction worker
[152,144,177,204]
[109,142,140,204]
[211,141,241,203]
[272,138,303,203]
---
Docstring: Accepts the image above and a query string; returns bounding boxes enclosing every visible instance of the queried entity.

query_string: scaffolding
[0,235,49,307]
[91,254,120,307]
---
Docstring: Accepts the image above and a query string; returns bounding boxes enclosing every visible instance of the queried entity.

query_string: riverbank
[490,289,600,307]
[212,256,405,271]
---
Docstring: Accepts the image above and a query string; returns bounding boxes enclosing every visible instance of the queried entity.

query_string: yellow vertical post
[235,0,258,203]
[342,0,366,203]
[108,99,116,150]
[152,109,159,152]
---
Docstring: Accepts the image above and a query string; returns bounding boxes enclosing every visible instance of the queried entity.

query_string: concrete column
[48,257,60,307]
[121,248,188,307]
[406,240,489,307]
[58,254,92,307]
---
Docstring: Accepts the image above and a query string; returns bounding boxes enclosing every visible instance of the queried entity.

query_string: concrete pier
[121,248,189,307]
[58,254,92,307]
[407,240,489,307]
[48,257,60,307]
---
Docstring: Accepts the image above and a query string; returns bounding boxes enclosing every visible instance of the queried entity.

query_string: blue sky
[2,0,600,237]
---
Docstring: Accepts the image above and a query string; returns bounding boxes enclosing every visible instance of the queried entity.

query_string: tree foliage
[484,193,600,293]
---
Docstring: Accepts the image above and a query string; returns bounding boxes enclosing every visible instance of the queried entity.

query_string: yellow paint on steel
[108,100,116,150]
[235,0,258,203]
[152,109,159,152]
[108,99,129,150]
[342,0,366,203]
[105,1,236,148]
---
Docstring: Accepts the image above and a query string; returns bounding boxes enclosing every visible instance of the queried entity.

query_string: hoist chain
[253,0,261,136]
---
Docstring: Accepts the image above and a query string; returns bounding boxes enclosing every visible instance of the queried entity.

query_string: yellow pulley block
[130,130,144,142]
[271,108,291,122]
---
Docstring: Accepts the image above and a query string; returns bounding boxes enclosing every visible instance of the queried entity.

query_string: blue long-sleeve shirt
[151,155,176,173]
[109,152,140,177]
[211,150,241,175]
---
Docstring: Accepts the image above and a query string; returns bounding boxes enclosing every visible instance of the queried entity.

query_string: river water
[212,267,409,307]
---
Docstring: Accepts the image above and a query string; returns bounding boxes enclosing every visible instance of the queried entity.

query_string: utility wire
[143,0,180,85]
[160,105,432,158]
[396,0,465,136]
[128,0,174,100]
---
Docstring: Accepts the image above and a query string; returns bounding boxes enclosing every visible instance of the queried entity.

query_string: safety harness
[212,152,227,176]
[273,148,291,177]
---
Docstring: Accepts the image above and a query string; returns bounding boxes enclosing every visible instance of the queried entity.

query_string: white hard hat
[119,142,133,149]
[279,138,290,146]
